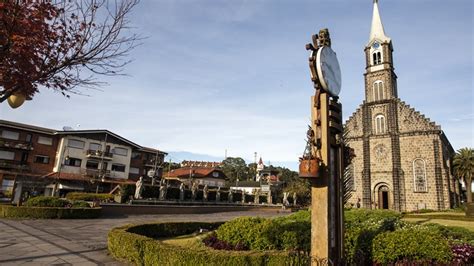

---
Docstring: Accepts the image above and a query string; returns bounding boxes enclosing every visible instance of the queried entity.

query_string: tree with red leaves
[0,0,140,107]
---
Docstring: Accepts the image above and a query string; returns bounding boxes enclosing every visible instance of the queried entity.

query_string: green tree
[453,148,474,203]
[221,157,249,183]
[248,163,257,180]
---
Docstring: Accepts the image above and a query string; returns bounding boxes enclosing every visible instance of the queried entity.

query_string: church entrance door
[378,185,389,209]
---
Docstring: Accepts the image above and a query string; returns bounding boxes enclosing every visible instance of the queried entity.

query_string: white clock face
[316,46,342,96]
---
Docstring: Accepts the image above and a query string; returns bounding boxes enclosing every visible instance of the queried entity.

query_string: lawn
[402,211,474,231]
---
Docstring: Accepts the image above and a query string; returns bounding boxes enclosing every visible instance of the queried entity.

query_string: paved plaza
[0,210,287,265]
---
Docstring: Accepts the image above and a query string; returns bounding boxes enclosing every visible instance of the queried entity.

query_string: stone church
[345,1,459,212]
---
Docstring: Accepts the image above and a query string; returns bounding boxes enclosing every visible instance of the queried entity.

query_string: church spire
[369,0,390,44]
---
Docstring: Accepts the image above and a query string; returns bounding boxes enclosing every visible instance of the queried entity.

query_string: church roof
[368,0,391,45]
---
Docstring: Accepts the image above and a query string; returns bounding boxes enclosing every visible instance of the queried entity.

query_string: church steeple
[364,0,397,102]
[368,0,390,45]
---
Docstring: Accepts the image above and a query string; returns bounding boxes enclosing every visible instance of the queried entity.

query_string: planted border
[0,205,101,219]
[108,222,310,266]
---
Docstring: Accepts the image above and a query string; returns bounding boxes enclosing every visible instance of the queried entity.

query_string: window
[34,155,50,164]
[113,147,128,156]
[68,139,85,149]
[346,164,356,191]
[131,152,141,160]
[0,150,15,160]
[129,167,140,174]
[25,134,32,143]
[372,51,381,65]
[64,157,81,167]
[375,114,386,134]
[413,159,427,192]
[373,81,384,101]
[37,136,53,145]
[89,143,102,151]
[111,164,126,172]
[86,160,99,169]
[1,130,19,140]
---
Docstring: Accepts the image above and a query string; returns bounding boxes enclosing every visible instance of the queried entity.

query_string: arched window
[375,114,386,134]
[413,159,427,192]
[373,80,384,101]
[372,51,382,65]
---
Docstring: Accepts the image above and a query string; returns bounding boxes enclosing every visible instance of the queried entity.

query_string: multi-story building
[0,120,166,198]
[344,1,458,212]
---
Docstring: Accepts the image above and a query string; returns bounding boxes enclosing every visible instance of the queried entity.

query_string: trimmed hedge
[25,196,69,207]
[65,192,113,201]
[0,205,101,219]
[108,222,310,265]
[215,213,310,252]
[372,227,452,264]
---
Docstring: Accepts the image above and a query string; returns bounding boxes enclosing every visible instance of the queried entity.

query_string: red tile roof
[164,167,227,179]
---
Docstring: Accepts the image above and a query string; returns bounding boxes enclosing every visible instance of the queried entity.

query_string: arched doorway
[378,185,390,209]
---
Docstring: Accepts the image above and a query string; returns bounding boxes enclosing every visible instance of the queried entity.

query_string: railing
[143,159,163,166]
[0,159,30,171]
[0,139,33,150]
[86,149,113,159]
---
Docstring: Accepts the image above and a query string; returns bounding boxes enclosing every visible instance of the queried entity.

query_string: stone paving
[0,210,287,265]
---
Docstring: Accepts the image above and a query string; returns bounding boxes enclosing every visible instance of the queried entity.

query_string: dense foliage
[0,205,100,219]
[207,209,474,264]
[108,222,307,265]
[0,0,140,103]
[453,148,474,203]
[65,192,113,202]
[214,212,310,252]
[25,196,69,207]
[372,226,452,264]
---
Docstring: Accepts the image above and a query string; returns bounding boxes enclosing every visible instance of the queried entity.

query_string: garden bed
[108,222,309,265]
[0,205,102,219]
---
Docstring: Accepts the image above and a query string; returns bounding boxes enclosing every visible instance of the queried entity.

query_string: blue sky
[1,0,472,169]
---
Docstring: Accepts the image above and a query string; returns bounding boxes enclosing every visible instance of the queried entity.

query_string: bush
[108,223,309,266]
[372,227,452,264]
[344,209,402,265]
[215,212,311,252]
[0,205,101,219]
[65,192,113,202]
[25,196,69,207]
[71,201,91,208]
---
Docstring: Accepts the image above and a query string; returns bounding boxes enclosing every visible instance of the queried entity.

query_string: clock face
[373,42,380,49]
[316,46,342,96]
[212,172,219,178]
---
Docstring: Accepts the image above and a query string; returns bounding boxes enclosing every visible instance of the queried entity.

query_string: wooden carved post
[300,28,344,265]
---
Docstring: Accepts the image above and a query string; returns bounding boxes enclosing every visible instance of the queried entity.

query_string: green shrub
[0,205,101,219]
[25,196,68,207]
[71,201,91,208]
[422,223,474,244]
[344,209,402,264]
[65,192,113,201]
[372,227,452,264]
[215,212,311,252]
[108,223,310,266]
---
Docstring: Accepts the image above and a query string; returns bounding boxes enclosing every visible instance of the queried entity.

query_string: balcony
[83,168,111,179]
[0,139,33,151]
[143,159,163,167]
[0,160,30,171]
[85,150,113,160]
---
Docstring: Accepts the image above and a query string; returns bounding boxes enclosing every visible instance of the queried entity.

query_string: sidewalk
[0,210,286,265]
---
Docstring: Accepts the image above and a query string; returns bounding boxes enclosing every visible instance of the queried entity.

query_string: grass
[161,233,207,249]
[403,211,474,232]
